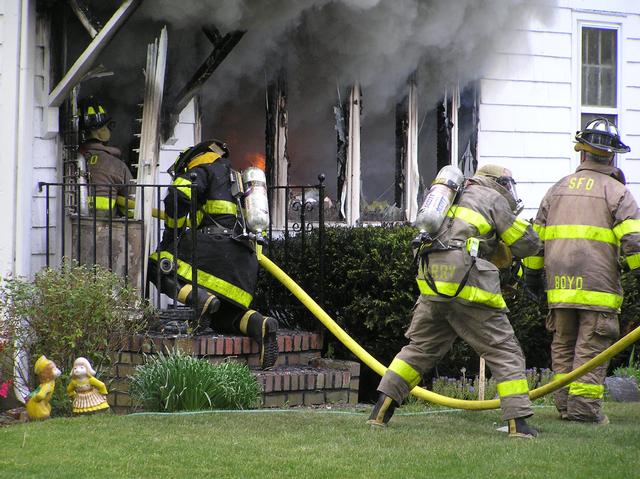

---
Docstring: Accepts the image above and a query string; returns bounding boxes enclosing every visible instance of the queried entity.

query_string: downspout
[13,0,34,403]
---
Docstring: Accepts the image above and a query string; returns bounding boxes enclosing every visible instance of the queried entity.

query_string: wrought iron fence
[37,175,327,326]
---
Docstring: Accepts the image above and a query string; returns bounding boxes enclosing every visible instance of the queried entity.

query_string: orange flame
[245,153,266,171]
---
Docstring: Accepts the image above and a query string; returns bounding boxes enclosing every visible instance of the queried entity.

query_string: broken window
[582,27,617,108]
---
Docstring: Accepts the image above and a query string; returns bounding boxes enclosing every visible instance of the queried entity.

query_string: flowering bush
[0,379,12,399]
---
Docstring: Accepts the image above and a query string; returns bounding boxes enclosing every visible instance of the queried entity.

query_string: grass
[1,403,639,478]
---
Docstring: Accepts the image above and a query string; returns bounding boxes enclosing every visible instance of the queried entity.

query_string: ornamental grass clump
[129,348,260,412]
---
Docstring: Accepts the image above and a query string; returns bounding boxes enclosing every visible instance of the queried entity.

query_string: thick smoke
[85,0,556,199]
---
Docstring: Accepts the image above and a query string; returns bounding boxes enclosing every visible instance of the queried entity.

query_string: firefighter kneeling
[148,140,278,370]
[369,164,542,438]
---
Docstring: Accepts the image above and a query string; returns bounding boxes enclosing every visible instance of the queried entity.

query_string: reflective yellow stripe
[447,206,492,235]
[165,215,187,228]
[416,278,507,309]
[626,253,640,270]
[87,106,96,115]
[150,251,253,308]
[203,200,237,216]
[613,219,640,239]
[522,256,544,270]
[177,284,192,303]
[239,310,255,334]
[539,225,618,245]
[173,177,192,199]
[547,289,623,310]
[497,378,529,397]
[500,218,530,246]
[533,223,543,234]
[569,382,604,399]
[388,358,421,388]
[188,152,221,170]
[90,196,116,211]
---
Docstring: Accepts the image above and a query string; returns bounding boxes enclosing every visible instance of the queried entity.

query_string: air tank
[242,167,270,234]
[415,165,465,235]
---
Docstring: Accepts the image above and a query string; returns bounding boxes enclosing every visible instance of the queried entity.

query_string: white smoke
[87,0,557,195]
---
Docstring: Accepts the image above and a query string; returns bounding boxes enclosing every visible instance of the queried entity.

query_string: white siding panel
[479,131,572,158]
[497,31,572,58]
[484,53,571,83]
[32,136,57,168]
[479,104,572,133]
[481,156,573,182]
[625,38,640,63]
[164,122,194,151]
[624,87,640,110]
[30,226,56,256]
[31,194,57,228]
[624,62,640,87]
[526,7,572,34]
[481,79,572,107]
[623,111,640,135]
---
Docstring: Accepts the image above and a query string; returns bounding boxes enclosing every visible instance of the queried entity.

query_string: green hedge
[254,226,640,398]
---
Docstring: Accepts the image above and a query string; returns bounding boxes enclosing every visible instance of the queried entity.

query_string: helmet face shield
[497,176,519,204]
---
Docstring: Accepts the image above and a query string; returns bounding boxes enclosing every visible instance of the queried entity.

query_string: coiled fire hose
[258,252,640,410]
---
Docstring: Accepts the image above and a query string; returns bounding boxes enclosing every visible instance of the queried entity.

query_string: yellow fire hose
[257,252,640,410]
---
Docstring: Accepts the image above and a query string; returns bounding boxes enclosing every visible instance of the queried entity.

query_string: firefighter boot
[507,417,538,439]
[367,393,398,427]
[243,312,278,369]
[177,284,221,334]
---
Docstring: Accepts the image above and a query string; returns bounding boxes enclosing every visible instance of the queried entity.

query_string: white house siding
[0,0,21,278]
[31,16,59,276]
[478,1,640,219]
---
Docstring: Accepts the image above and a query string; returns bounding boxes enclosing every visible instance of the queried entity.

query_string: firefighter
[522,118,640,424]
[78,97,133,216]
[368,164,542,438]
[148,139,278,370]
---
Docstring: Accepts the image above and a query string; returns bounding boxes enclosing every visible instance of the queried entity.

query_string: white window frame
[572,11,624,169]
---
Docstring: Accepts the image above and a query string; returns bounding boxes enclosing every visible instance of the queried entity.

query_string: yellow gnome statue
[67,357,110,414]
[26,355,61,420]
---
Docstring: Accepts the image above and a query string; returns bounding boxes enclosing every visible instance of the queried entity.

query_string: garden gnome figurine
[67,357,110,414]
[26,355,61,420]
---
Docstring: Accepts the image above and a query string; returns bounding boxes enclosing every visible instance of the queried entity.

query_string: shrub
[129,349,260,412]
[0,261,149,413]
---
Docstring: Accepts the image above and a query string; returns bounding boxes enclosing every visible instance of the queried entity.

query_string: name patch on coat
[429,264,456,281]
[554,274,583,290]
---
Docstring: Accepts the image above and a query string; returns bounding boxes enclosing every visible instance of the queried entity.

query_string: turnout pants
[548,308,618,422]
[378,296,533,421]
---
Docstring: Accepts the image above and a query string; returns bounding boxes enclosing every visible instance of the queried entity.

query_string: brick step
[253,359,360,408]
[109,332,360,412]
[119,329,324,368]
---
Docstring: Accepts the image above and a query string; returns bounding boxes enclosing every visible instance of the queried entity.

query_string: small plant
[614,346,640,386]
[0,261,149,413]
[129,348,261,412]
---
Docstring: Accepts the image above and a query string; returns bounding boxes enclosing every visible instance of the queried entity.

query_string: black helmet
[167,139,229,178]
[79,97,111,131]
[575,118,630,155]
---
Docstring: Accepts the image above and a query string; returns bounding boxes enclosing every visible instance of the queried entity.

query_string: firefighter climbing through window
[368,164,542,438]
[78,97,133,216]
[148,139,279,370]
[522,118,640,425]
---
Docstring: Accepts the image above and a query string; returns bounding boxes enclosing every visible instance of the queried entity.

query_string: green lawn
[1,403,639,478]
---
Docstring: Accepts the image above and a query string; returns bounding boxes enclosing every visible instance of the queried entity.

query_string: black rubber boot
[246,313,279,370]
[508,417,538,438]
[367,393,398,427]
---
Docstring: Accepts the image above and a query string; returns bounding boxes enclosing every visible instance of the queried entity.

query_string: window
[582,27,617,108]
[580,27,618,131]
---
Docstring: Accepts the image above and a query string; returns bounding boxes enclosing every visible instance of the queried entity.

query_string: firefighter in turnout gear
[148,140,278,370]
[522,118,640,424]
[369,164,542,438]
[78,97,133,216]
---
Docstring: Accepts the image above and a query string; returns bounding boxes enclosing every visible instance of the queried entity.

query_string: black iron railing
[37,175,327,323]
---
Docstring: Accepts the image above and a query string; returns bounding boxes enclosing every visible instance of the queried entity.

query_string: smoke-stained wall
[55,0,555,199]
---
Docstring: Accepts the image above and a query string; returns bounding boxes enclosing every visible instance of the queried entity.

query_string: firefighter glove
[522,266,545,304]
